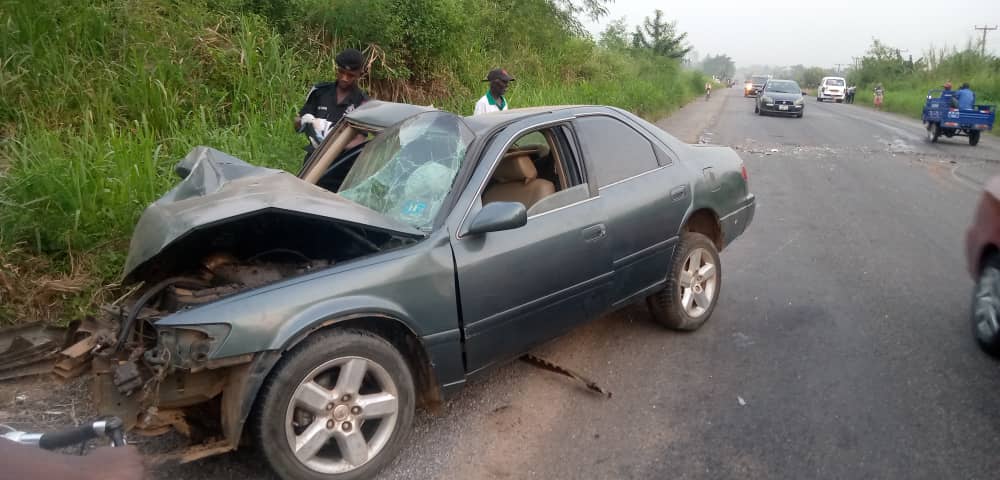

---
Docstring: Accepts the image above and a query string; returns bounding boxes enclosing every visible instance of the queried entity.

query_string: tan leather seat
[482,155,555,209]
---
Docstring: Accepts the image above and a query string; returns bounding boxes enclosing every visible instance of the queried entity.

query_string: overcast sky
[584,0,1000,69]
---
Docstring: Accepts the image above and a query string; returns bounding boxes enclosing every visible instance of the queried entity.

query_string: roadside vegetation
[848,39,1000,123]
[0,0,708,324]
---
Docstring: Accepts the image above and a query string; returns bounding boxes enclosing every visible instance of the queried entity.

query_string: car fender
[224,307,427,448]
[269,294,418,351]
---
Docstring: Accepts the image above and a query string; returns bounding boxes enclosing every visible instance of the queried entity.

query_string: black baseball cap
[335,48,365,72]
[484,68,515,82]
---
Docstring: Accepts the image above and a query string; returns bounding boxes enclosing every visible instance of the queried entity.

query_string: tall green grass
[0,0,706,322]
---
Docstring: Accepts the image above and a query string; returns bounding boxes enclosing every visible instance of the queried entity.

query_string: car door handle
[582,224,606,242]
[671,185,688,202]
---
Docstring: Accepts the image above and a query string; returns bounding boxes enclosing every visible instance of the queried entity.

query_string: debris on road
[0,321,69,381]
[521,354,612,398]
[738,396,746,406]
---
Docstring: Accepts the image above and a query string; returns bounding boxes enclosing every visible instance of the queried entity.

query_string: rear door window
[574,116,659,188]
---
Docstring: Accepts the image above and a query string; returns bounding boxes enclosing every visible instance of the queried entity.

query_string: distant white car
[817,76,847,102]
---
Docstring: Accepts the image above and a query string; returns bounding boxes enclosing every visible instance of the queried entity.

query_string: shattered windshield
[339,111,474,231]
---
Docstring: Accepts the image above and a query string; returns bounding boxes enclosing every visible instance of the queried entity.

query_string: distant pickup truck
[923,89,995,146]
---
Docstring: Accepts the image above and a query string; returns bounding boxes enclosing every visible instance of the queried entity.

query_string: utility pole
[975,25,998,55]
[833,63,847,73]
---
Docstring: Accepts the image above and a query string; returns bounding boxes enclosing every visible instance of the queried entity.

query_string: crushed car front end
[58,104,477,466]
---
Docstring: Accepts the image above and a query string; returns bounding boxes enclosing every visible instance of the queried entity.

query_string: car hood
[123,146,425,278]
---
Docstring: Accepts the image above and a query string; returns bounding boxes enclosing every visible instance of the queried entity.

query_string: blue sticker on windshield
[402,201,427,216]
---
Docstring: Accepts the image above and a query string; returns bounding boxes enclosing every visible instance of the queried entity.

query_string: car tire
[647,232,721,331]
[928,123,940,143]
[253,329,415,480]
[973,253,1000,356]
[970,130,981,146]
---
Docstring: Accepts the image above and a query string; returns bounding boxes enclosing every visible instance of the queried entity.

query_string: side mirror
[467,201,527,235]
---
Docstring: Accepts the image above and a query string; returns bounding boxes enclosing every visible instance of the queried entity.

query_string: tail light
[943,122,959,127]
[741,164,749,182]
[975,124,989,130]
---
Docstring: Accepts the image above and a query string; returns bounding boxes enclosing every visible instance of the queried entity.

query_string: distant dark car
[744,75,770,97]
[755,79,806,118]
[72,102,755,480]
[967,176,1000,355]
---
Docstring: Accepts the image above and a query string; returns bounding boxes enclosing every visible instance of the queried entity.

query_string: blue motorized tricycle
[922,89,995,146]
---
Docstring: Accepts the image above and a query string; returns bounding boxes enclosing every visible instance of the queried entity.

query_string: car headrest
[493,155,537,184]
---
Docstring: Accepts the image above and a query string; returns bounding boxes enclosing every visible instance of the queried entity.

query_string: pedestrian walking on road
[873,83,884,111]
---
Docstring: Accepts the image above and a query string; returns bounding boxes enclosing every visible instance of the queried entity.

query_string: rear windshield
[824,78,845,86]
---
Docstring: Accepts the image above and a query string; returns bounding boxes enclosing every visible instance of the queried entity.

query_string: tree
[700,54,735,79]
[631,10,691,59]
[798,67,827,88]
[599,17,630,51]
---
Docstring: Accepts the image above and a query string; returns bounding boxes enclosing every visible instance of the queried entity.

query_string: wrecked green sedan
[63,101,755,479]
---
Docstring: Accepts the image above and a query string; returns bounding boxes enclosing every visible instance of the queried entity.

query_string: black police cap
[336,48,365,72]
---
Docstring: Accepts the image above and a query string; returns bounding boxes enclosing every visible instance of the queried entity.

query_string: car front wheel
[647,232,721,331]
[254,329,415,480]
[973,254,1000,356]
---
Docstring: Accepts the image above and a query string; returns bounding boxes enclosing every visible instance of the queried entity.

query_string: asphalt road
[157,88,1000,479]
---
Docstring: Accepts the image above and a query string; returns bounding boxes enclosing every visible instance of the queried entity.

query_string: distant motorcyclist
[955,82,976,110]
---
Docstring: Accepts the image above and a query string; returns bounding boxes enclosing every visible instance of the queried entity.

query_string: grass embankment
[0,0,707,324]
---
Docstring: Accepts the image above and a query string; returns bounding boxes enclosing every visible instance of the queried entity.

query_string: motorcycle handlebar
[37,424,99,450]
[32,417,126,450]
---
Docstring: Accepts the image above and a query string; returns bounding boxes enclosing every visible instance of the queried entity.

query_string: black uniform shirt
[299,82,369,125]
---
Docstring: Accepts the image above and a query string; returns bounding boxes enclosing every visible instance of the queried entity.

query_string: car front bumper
[760,103,804,115]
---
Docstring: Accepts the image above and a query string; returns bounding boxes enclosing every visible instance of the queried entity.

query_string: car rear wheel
[254,329,415,480]
[970,130,981,146]
[973,253,1000,356]
[647,232,721,331]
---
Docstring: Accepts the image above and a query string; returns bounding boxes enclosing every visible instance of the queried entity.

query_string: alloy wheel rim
[284,356,399,474]
[975,266,1000,343]
[679,247,718,318]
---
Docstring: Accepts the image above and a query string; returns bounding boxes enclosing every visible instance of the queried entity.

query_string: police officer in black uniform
[295,48,369,159]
